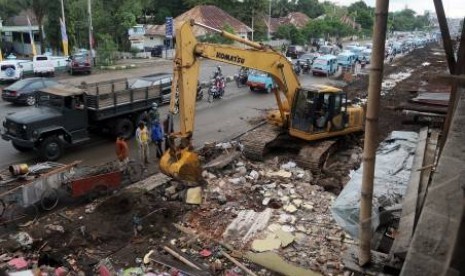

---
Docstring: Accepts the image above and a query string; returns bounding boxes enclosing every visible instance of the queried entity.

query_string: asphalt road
[0,59,341,168]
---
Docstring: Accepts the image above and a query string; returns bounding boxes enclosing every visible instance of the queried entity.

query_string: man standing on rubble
[115,134,129,170]
[151,120,164,158]
[135,122,150,167]
[147,102,160,132]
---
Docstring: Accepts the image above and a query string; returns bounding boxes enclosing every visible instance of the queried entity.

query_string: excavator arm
[160,20,301,182]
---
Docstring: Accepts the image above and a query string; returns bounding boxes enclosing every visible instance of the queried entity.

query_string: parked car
[311,55,338,76]
[318,45,340,55]
[336,51,357,67]
[246,70,276,93]
[33,55,55,76]
[360,49,372,63]
[286,45,305,59]
[0,60,24,82]
[67,54,92,75]
[1,78,58,106]
[151,45,164,57]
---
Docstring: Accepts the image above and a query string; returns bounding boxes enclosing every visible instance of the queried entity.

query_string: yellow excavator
[160,20,365,182]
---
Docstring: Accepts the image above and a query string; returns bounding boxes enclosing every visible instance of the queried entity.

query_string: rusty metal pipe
[359,0,390,266]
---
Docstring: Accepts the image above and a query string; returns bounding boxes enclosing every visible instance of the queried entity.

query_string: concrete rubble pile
[162,140,363,275]
[0,140,363,276]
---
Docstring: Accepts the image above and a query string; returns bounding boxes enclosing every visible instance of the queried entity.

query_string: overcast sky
[326,0,465,18]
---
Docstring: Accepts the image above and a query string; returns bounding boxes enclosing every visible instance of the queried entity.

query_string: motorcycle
[208,75,225,103]
[302,60,311,74]
[196,83,204,101]
[294,61,301,75]
[234,68,249,88]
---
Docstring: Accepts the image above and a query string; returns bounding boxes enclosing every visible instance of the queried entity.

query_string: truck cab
[2,80,164,161]
[33,55,55,76]
[1,85,90,160]
[246,70,276,93]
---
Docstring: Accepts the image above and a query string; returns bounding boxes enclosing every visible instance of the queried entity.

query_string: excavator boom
[160,20,301,182]
[159,20,364,182]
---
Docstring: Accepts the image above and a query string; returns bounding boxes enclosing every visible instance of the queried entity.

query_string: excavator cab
[289,85,357,141]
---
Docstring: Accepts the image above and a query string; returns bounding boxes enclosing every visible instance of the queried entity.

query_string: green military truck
[1,74,172,161]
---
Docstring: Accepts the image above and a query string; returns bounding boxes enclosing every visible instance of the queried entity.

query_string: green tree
[294,0,324,19]
[0,0,23,21]
[18,0,48,54]
[389,8,430,31]
[199,24,236,44]
[44,0,62,54]
[347,1,374,31]
[275,24,304,44]
[302,17,355,41]
[96,33,117,65]
[92,0,143,50]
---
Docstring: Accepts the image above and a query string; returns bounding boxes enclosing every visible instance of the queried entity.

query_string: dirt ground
[0,43,449,275]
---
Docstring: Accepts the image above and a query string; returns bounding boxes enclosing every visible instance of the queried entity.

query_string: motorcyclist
[303,58,311,73]
[213,66,223,78]
[294,60,301,75]
[305,58,312,68]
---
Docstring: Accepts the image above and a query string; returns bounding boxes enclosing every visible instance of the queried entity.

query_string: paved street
[0,59,337,168]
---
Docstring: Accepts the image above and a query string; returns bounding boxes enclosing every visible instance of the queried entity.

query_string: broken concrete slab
[203,151,241,170]
[185,187,202,205]
[223,209,273,245]
[266,170,292,178]
[251,234,281,252]
[127,173,171,191]
[274,229,295,247]
[246,252,320,276]
[283,203,298,213]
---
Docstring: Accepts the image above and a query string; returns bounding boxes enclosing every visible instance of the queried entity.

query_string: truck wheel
[115,118,134,139]
[39,136,63,161]
[40,188,59,211]
[249,87,255,92]
[12,142,33,152]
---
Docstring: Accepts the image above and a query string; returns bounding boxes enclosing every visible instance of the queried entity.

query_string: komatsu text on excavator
[160,20,365,182]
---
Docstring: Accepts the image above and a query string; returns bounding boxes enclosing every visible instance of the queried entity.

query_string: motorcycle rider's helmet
[152,102,158,109]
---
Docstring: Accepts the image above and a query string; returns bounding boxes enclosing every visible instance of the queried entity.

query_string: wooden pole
[433,0,457,74]
[163,246,201,270]
[221,251,258,276]
[441,18,465,153]
[358,0,389,266]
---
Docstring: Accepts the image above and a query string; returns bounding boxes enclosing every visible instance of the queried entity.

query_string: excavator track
[240,124,283,161]
[295,140,337,173]
[241,124,339,173]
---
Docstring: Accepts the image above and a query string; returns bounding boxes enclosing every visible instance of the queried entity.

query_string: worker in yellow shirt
[135,122,150,166]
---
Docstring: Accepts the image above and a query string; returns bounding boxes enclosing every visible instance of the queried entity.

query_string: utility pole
[251,9,255,41]
[88,0,94,65]
[60,0,66,26]
[267,0,272,41]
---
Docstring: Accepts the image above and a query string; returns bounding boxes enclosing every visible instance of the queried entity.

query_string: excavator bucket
[159,148,202,183]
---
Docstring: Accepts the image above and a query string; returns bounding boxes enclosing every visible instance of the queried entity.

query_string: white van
[0,60,24,82]
[33,55,55,76]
